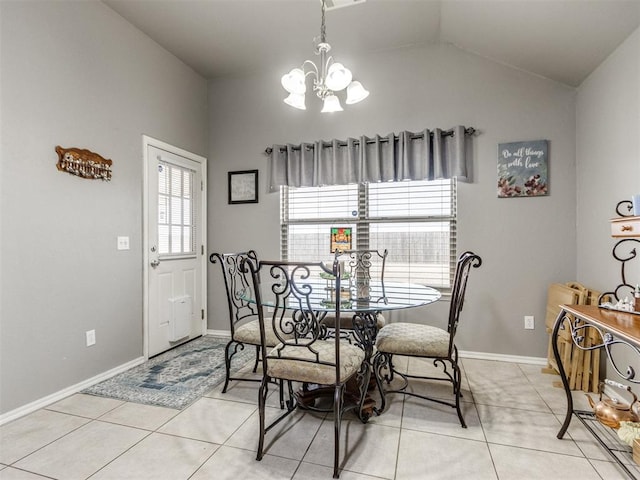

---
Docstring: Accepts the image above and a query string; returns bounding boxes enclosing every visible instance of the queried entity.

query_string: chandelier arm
[302,60,320,77]
[324,54,334,73]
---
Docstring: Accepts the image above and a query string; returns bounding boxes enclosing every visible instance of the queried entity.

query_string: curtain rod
[263,127,476,155]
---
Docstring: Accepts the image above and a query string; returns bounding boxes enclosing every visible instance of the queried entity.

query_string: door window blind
[158,162,196,256]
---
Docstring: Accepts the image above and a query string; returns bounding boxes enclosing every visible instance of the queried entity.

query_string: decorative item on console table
[585,379,639,429]
[600,199,640,314]
[634,437,640,465]
[619,421,640,448]
[632,194,640,216]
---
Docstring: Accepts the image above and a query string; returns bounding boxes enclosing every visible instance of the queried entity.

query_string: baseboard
[207,332,546,365]
[207,331,546,366]
[0,356,145,427]
[206,329,231,338]
[459,349,547,366]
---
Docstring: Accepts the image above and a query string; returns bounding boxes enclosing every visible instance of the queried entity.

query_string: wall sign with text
[497,140,548,198]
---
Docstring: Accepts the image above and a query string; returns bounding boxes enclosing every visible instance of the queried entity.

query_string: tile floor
[1,356,638,480]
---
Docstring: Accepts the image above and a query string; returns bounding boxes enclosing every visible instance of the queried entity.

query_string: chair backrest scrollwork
[334,249,388,301]
[210,250,259,336]
[246,259,343,372]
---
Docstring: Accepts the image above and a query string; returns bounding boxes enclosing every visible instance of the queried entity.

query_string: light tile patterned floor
[0,357,637,479]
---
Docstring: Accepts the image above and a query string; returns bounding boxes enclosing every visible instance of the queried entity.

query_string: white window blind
[281,179,457,290]
[158,162,196,256]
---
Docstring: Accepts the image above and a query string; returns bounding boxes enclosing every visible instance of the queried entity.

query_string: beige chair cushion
[266,340,365,385]
[234,319,293,347]
[375,322,450,357]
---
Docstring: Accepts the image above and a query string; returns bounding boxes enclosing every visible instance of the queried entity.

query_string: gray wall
[576,26,640,290]
[575,27,640,380]
[207,42,577,359]
[0,1,208,414]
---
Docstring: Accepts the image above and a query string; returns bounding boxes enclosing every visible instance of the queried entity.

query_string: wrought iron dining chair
[339,248,388,297]
[321,248,388,331]
[210,250,262,393]
[373,251,482,428]
[245,258,368,479]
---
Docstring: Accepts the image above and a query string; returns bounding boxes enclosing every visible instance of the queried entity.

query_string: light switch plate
[86,329,96,346]
[117,236,130,250]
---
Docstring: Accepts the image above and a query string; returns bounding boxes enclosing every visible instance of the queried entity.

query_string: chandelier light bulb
[321,94,343,113]
[345,81,370,104]
[284,92,306,110]
[325,63,352,91]
[281,68,306,94]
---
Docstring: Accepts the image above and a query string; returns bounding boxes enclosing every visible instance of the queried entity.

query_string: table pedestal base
[295,375,377,422]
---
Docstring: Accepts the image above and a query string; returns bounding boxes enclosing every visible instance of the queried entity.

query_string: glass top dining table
[327,281,441,313]
[254,278,441,313]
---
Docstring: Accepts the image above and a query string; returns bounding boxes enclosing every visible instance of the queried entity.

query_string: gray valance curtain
[267,125,473,192]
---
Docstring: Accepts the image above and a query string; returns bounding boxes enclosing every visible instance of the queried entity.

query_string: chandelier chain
[320,0,326,44]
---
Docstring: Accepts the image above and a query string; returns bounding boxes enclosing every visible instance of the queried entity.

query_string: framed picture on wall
[228,169,258,204]
[497,140,549,198]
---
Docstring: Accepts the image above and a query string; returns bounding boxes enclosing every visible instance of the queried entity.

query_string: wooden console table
[552,304,640,478]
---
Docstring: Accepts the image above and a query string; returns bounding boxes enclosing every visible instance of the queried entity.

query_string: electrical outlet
[86,329,96,346]
[524,316,535,330]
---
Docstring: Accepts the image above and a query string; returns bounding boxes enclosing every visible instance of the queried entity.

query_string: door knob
[150,259,160,268]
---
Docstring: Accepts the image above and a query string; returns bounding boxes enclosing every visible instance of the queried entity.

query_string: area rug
[82,336,255,410]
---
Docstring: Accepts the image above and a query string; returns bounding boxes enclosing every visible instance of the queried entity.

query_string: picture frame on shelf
[330,227,352,253]
[228,169,258,204]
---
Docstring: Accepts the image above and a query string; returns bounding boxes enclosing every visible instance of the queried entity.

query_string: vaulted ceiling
[103,0,640,87]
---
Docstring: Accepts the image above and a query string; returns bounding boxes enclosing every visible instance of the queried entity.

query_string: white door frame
[142,135,207,358]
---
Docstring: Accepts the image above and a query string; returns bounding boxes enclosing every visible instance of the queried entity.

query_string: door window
[158,162,196,256]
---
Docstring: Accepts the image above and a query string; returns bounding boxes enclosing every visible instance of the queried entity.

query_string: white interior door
[144,137,207,357]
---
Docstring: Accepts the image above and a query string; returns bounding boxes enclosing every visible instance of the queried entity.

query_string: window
[281,179,457,290]
[158,162,196,256]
